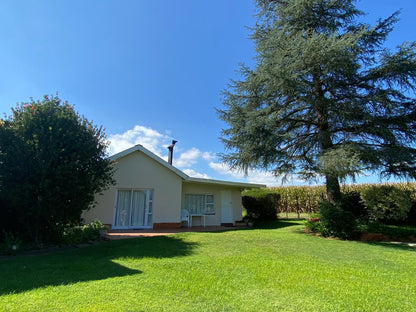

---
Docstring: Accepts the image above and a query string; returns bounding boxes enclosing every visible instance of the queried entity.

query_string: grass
[0,221,415,311]
[365,222,416,239]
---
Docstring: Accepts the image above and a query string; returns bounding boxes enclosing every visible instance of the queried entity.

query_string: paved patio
[105,225,246,240]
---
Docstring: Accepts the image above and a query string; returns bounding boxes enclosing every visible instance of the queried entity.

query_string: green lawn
[1,221,415,312]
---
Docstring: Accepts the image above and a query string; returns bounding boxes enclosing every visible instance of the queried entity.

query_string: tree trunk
[325,174,341,203]
[313,73,341,203]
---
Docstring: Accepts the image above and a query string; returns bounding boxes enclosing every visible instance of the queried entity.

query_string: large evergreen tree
[219,0,416,201]
[0,95,114,244]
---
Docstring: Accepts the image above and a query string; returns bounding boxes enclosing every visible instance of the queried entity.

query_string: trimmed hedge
[360,185,412,222]
[242,189,280,222]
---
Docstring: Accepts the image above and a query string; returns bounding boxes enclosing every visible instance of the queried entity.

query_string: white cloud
[209,161,243,177]
[108,125,170,157]
[209,161,282,186]
[175,148,201,168]
[202,151,216,161]
[175,149,217,169]
[245,172,281,186]
[182,169,211,179]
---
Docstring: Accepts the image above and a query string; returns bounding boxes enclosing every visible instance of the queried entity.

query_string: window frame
[113,188,154,229]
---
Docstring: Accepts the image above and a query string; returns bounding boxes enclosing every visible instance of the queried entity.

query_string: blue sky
[1,0,415,186]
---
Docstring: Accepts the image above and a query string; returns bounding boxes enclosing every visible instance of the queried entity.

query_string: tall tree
[219,0,416,201]
[0,95,114,244]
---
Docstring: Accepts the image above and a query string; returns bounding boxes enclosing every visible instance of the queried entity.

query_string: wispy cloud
[208,161,280,186]
[174,147,201,168]
[202,152,216,161]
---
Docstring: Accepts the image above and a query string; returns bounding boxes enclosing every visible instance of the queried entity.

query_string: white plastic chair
[181,209,190,227]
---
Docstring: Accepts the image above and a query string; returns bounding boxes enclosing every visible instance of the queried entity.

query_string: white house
[82,144,265,230]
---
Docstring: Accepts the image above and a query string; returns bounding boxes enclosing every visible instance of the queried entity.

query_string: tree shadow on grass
[255,220,303,229]
[210,220,301,234]
[0,236,197,295]
[357,240,416,252]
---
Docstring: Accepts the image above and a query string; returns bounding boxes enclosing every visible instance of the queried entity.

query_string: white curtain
[115,190,153,228]
[131,191,146,227]
[115,190,131,227]
[185,194,205,214]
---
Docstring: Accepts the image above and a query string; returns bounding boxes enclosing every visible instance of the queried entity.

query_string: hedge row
[242,189,280,222]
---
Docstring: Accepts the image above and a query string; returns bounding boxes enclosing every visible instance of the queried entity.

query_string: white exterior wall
[182,182,244,226]
[82,151,182,227]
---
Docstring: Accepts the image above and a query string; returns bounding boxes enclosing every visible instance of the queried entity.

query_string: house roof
[185,177,266,188]
[110,144,188,179]
[109,144,266,189]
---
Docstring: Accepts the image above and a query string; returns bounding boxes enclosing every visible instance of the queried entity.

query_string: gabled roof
[109,144,266,189]
[109,144,188,179]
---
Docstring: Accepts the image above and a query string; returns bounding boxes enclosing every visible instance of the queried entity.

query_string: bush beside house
[303,183,416,240]
[0,95,114,250]
[242,189,280,223]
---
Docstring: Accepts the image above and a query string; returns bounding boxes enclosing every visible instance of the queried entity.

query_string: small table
[189,214,206,228]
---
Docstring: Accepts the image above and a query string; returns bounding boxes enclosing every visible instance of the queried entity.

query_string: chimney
[167,140,178,165]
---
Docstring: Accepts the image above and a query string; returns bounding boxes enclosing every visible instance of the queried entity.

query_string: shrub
[360,185,412,223]
[341,191,368,219]
[0,96,114,245]
[306,200,358,240]
[304,213,325,234]
[242,189,280,222]
[61,220,106,245]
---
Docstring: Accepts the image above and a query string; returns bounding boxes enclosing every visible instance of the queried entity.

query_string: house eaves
[185,177,266,189]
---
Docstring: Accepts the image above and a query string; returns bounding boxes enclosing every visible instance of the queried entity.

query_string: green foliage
[219,0,416,200]
[303,183,416,239]
[304,213,324,233]
[360,185,412,222]
[61,221,106,245]
[340,191,368,219]
[0,95,114,245]
[242,188,280,222]
[314,200,358,240]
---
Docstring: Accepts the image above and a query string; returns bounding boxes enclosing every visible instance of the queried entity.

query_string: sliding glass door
[113,189,153,229]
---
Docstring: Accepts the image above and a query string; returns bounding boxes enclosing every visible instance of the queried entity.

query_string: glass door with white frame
[113,189,153,229]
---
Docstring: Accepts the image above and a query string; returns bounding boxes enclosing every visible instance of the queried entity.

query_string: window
[114,189,153,228]
[184,194,215,215]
